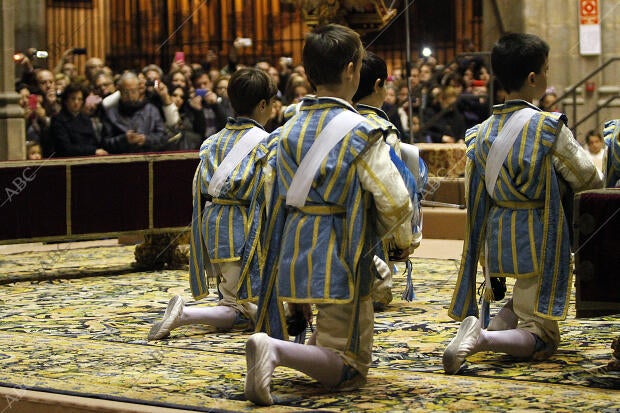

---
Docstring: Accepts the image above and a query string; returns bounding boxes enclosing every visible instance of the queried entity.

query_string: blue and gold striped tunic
[450,101,573,321]
[189,117,273,300]
[256,96,413,338]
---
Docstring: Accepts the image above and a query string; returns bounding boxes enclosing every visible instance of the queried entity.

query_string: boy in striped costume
[353,51,428,309]
[244,24,416,405]
[443,33,602,374]
[148,68,278,340]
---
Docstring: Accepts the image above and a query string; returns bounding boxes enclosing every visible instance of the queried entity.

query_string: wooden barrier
[0,152,198,245]
[573,188,620,318]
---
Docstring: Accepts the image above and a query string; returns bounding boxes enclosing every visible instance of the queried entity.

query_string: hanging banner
[579,0,601,55]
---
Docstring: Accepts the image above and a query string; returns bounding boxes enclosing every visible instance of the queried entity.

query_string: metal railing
[555,57,620,131]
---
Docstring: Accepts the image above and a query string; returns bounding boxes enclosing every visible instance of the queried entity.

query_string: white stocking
[271,337,345,388]
[487,299,518,331]
[177,305,237,330]
[476,328,536,358]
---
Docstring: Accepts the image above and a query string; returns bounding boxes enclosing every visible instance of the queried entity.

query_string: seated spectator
[101,71,167,153]
[584,129,606,176]
[50,82,108,157]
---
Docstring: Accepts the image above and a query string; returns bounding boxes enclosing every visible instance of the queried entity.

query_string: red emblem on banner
[580,0,599,25]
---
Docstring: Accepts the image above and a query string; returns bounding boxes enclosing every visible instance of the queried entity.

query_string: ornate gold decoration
[283,0,397,34]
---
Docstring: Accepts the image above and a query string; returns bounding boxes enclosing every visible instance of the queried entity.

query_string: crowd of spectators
[14,42,563,159]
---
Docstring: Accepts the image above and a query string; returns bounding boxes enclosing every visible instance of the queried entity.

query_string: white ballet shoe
[245,333,276,406]
[442,316,481,374]
[147,295,184,341]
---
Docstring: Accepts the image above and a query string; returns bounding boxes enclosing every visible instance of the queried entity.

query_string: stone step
[423,206,467,240]
[598,85,620,94]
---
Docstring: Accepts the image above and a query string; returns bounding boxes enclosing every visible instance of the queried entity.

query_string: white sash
[400,142,421,184]
[286,111,365,208]
[485,108,537,196]
[208,127,269,197]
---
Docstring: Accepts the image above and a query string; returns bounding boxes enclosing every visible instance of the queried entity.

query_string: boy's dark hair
[352,51,387,103]
[60,82,88,105]
[228,68,277,116]
[303,24,363,87]
[491,33,549,93]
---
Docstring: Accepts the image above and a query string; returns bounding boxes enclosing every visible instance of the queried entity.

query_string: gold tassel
[482,284,495,302]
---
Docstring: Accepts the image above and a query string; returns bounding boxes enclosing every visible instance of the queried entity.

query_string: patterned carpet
[0,244,618,412]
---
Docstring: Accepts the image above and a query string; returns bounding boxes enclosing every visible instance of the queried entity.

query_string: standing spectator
[381,84,405,139]
[93,71,116,98]
[27,69,61,156]
[539,90,559,112]
[165,85,206,150]
[54,73,71,95]
[169,70,189,90]
[101,72,167,153]
[283,73,311,105]
[35,69,61,117]
[84,57,105,85]
[50,83,107,157]
[422,85,466,143]
[213,74,235,119]
[191,69,228,137]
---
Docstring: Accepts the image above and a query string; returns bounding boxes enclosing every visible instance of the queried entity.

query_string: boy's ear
[373,78,383,93]
[527,71,537,87]
[345,61,355,80]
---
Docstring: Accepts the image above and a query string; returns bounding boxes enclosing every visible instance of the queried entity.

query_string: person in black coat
[50,82,108,157]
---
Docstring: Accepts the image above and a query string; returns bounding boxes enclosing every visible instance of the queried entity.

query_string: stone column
[0,0,25,161]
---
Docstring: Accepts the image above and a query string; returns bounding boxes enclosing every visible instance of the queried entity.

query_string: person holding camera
[53,48,87,82]
[190,69,229,138]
